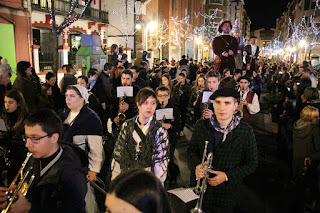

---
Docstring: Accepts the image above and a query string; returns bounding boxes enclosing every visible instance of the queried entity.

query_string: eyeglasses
[23,134,49,144]
[157,95,169,98]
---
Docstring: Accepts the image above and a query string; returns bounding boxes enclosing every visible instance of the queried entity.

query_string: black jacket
[60,104,103,144]
[27,144,88,213]
[91,71,113,104]
[60,74,77,95]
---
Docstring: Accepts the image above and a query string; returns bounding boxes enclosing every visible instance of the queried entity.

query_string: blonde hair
[300,105,319,122]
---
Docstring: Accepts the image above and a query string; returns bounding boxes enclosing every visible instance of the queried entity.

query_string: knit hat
[232,19,240,33]
[218,20,232,33]
[73,85,89,104]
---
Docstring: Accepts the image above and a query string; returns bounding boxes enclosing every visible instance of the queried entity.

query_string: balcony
[208,0,223,5]
[31,0,108,23]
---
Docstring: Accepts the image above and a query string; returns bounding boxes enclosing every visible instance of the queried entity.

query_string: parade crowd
[0,19,318,213]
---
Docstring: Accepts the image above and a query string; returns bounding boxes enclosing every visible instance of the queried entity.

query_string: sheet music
[156,108,173,120]
[167,188,199,203]
[117,86,133,97]
[202,91,213,103]
[0,119,7,131]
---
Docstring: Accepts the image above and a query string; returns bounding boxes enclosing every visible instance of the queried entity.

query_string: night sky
[244,0,293,30]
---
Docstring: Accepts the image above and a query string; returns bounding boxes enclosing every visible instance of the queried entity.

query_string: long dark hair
[3,90,29,135]
[107,169,172,213]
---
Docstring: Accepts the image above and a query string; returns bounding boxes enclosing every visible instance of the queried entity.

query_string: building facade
[31,0,109,72]
[275,0,320,63]
[0,0,33,72]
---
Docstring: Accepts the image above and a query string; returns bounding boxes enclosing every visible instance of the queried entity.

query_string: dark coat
[27,144,88,213]
[91,71,113,104]
[60,74,77,96]
[13,74,40,112]
[212,35,238,73]
[292,120,320,177]
[244,45,259,65]
[60,104,103,144]
[188,119,258,207]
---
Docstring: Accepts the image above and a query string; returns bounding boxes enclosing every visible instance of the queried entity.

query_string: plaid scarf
[209,114,241,142]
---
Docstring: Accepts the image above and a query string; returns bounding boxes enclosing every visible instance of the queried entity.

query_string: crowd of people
[0,19,318,213]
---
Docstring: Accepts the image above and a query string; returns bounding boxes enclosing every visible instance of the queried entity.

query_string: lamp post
[299,40,308,61]
[195,36,203,61]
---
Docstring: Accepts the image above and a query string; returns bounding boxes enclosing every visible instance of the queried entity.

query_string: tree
[48,0,93,74]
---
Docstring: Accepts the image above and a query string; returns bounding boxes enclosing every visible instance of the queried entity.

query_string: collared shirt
[251,45,257,56]
[239,89,260,116]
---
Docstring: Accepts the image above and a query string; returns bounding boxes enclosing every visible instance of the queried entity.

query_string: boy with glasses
[0,109,87,213]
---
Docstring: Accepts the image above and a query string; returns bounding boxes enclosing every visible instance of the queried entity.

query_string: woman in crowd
[77,75,103,117]
[13,61,40,112]
[111,87,169,184]
[46,72,64,112]
[60,85,105,212]
[161,74,173,98]
[293,105,320,176]
[1,90,28,184]
[108,44,119,66]
[221,68,231,86]
[38,83,54,109]
[292,105,320,211]
[191,74,207,122]
[106,169,172,213]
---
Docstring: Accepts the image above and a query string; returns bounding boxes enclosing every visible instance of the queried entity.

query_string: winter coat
[13,74,40,112]
[292,120,320,177]
[27,144,88,213]
[61,104,105,173]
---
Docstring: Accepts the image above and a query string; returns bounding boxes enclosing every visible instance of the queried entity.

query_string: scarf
[209,114,241,142]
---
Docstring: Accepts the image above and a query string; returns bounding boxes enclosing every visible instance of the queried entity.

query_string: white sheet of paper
[156,108,173,120]
[167,188,199,203]
[0,119,7,132]
[117,86,133,97]
[202,91,213,103]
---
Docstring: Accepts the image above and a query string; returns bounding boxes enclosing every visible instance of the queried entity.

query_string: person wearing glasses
[0,109,87,213]
[156,86,180,188]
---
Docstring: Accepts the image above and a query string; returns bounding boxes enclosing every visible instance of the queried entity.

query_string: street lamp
[135,24,142,30]
[299,40,308,61]
[136,21,158,51]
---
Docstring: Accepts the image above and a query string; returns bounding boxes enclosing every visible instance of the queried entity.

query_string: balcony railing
[209,0,222,4]
[32,0,108,23]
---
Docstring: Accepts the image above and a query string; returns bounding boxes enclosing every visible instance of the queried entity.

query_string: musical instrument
[116,92,127,130]
[191,141,213,213]
[0,146,11,168]
[86,175,106,195]
[240,88,245,116]
[2,153,35,213]
[201,99,211,119]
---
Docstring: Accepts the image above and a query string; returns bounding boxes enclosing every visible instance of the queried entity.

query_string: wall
[0,5,32,70]
[0,23,17,71]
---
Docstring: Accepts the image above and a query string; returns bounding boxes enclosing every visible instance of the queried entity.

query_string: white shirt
[251,45,257,56]
[240,90,260,116]
[112,116,169,184]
